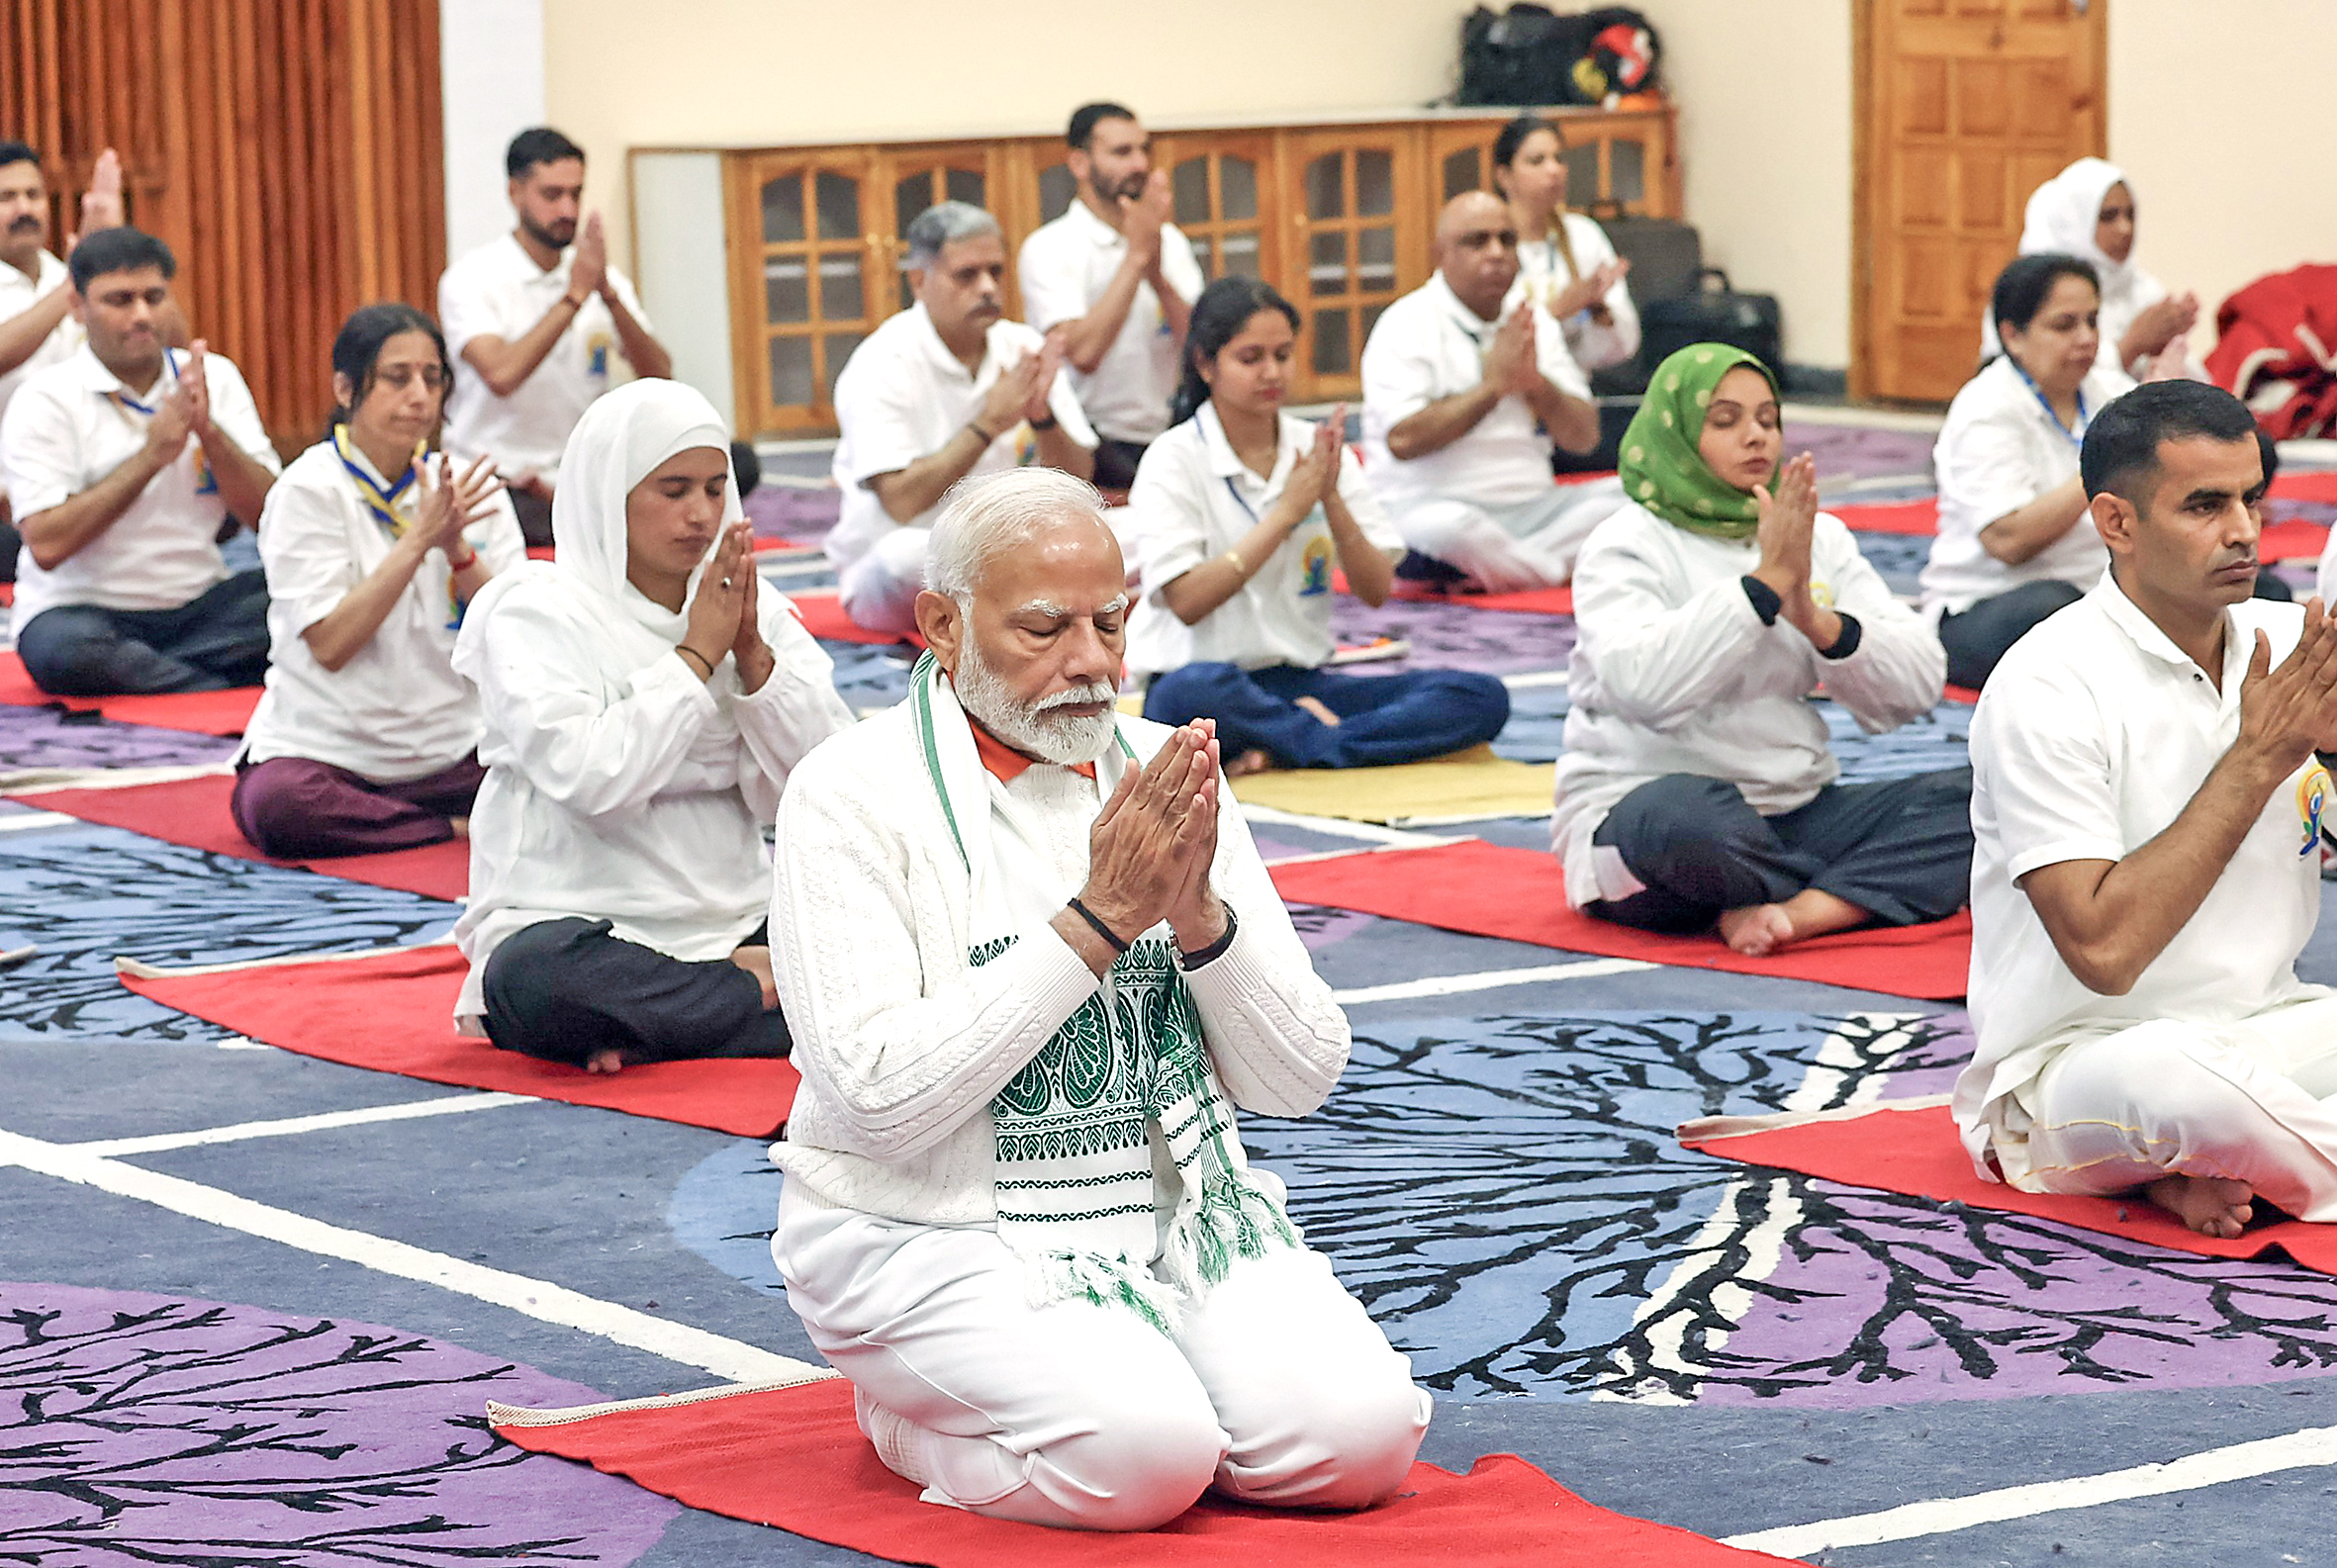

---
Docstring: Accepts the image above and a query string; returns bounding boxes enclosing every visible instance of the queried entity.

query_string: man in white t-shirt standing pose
[438,128,670,547]
[827,202,1097,637]
[3,227,282,693]
[0,141,125,580]
[1360,192,1608,596]
[1955,379,2337,1241]
[1016,103,1203,493]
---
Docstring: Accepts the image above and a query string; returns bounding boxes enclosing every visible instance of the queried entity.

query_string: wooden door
[1280,129,1421,401]
[1854,0,2106,402]
[730,152,881,436]
[1428,123,1502,206]
[1157,133,1277,287]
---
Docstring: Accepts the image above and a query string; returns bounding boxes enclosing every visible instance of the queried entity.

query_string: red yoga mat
[1684,1101,2337,1274]
[16,772,468,900]
[0,651,260,736]
[790,592,925,647]
[490,1376,1796,1567]
[1270,840,1971,1000]
[2271,469,2337,506]
[122,945,798,1137]
[1337,573,1574,616]
[2259,517,2329,562]
[1830,498,1939,536]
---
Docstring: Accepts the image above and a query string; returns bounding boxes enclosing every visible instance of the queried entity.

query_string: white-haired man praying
[767,467,1428,1530]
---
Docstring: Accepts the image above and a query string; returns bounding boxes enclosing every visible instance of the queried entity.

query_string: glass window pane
[815,171,860,241]
[1312,309,1351,376]
[822,332,865,403]
[1190,233,1216,280]
[1356,227,1395,293]
[764,258,808,323]
[1355,149,1394,217]
[1563,142,1599,204]
[818,252,863,321]
[769,334,813,408]
[1172,157,1210,226]
[1222,229,1262,278]
[1220,156,1258,221]
[1443,147,1481,203]
[944,167,984,208]
[1308,231,1349,298]
[761,173,804,244]
[1304,153,1344,220]
[1609,139,1645,207]
[1359,302,1386,350]
[894,173,931,242]
[898,271,915,313]
[1039,163,1075,224]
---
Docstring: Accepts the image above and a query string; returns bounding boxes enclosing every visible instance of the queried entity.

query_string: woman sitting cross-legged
[234,304,524,859]
[1553,343,1972,957]
[1128,277,1509,774]
[450,379,854,1072]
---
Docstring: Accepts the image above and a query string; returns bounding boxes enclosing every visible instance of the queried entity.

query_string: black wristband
[1818,611,1864,661]
[1740,575,1782,626]
[1066,897,1130,955]
[1030,412,1060,432]
[1176,900,1239,971]
[2317,750,2337,775]
[967,420,998,446]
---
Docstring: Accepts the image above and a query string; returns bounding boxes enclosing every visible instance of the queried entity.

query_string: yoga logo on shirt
[587,332,612,380]
[1297,528,1332,597]
[2297,761,2331,859]
[1809,579,1835,609]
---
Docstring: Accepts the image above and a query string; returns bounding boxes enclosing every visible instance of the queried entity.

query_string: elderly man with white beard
[766,467,1427,1531]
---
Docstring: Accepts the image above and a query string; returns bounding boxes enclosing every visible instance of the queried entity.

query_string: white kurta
[0,249,81,487]
[1509,212,1639,373]
[1953,576,2330,1195]
[1121,406,1399,680]
[241,440,528,781]
[1552,501,1945,907]
[1919,354,2134,619]
[449,576,852,1024]
[1016,200,1205,446]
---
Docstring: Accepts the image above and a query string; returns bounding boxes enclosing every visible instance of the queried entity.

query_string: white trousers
[2021,993,2337,1221]
[834,527,931,637]
[1391,477,1625,593]
[772,1184,1430,1532]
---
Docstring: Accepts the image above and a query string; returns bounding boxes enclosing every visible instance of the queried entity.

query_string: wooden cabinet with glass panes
[716,106,1676,437]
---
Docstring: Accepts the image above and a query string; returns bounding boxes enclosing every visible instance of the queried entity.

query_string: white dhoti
[1391,477,1625,593]
[833,527,931,636]
[773,1183,1430,1532]
[2017,993,2337,1221]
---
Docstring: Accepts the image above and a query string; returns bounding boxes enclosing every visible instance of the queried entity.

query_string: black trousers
[509,489,555,549]
[14,567,271,694]
[1587,770,1975,934]
[481,917,790,1067]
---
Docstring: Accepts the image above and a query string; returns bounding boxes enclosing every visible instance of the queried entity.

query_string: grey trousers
[480,917,789,1068]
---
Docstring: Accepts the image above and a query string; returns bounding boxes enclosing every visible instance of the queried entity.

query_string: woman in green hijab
[1549,343,1971,957]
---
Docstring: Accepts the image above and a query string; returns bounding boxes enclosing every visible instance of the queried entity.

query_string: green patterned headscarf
[1618,343,1780,542]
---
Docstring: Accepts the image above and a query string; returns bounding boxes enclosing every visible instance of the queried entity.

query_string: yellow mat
[1228,744,1553,825]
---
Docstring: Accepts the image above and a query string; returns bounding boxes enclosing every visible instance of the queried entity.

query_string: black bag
[1637,267,1785,380]
[1597,215,1702,305]
[1455,5,1662,107]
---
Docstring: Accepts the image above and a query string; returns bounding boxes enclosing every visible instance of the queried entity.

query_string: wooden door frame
[1850,0,2108,403]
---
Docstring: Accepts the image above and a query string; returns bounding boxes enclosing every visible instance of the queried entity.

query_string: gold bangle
[1222,549,1248,579]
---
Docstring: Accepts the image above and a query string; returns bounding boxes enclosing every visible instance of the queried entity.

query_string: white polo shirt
[0,250,80,428]
[1509,212,1639,374]
[1016,200,1204,447]
[1919,354,2135,618]
[438,233,653,487]
[1360,272,1591,519]
[1952,574,2326,1183]
[826,302,1097,568]
[241,438,529,782]
[2,343,280,628]
[1123,405,1400,679]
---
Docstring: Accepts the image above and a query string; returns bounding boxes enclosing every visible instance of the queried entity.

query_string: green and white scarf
[910,652,1296,1332]
[1616,342,1780,542]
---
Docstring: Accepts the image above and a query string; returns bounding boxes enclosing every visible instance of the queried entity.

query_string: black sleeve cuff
[1818,611,1864,661]
[1740,575,1781,626]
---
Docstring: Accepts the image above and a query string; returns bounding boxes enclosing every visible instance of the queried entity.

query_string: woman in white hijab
[1984,157,2198,380]
[450,379,854,1072]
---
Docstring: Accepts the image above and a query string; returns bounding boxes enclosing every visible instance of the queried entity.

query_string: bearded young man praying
[767,467,1428,1531]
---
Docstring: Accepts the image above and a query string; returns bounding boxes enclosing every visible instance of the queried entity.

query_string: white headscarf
[460,378,743,646]
[2017,156,2136,300]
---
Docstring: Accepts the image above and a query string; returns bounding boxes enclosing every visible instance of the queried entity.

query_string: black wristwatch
[1029,412,1060,432]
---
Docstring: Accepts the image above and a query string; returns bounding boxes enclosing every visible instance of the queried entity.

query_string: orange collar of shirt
[969,718,1096,784]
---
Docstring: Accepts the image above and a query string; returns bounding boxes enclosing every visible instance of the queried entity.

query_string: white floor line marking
[1331,957,1653,1005]
[1500,669,1569,691]
[4,762,234,795]
[68,1092,537,1156]
[0,1126,818,1385]
[1239,802,1461,848]
[1726,1424,2337,1557]
[1780,401,1944,434]
[0,811,73,834]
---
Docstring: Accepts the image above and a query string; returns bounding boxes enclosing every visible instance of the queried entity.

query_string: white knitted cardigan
[769,697,1352,1228]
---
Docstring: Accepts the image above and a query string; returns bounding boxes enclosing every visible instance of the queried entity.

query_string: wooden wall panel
[1,0,445,452]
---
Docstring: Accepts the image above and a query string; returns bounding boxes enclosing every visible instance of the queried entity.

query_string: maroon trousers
[231,753,486,860]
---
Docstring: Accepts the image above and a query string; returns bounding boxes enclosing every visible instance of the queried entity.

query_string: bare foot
[731,945,780,1010]
[1717,903,1796,957]
[584,1047,625,1074]
[1225,748,1274,778]
[448,816,470,840]
[2146,1174,2255,1239]
[1294,694,1342,727]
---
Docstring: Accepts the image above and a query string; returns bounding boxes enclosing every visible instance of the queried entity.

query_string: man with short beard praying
[766,467,1427,1531]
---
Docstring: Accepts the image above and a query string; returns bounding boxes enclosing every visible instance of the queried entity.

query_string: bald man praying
[1360,191,1614,594]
